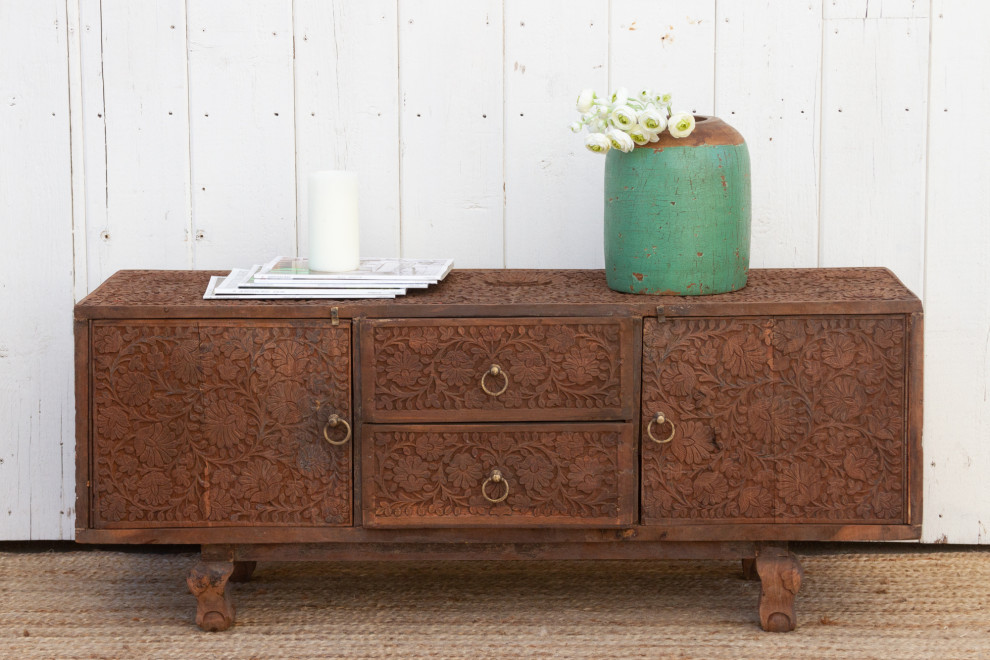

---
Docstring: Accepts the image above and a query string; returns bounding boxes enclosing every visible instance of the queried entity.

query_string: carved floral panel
[364,425,634,527]
[641,318,776,523]
[772,317,906,522]
[92,321,352,526]
[365,319,630,420]
[642,316,908,525]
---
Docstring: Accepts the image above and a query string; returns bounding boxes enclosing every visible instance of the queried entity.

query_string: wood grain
[0,0,75,540]
[922,1,990,544]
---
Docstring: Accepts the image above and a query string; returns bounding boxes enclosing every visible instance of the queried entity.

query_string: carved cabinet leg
[755,546,803,632]
[187,561,236,632]
[229,561,257,583]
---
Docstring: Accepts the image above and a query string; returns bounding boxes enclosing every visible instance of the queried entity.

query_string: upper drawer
[360,317,638,423]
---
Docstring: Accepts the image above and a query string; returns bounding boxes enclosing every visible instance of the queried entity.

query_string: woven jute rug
[1,544,988,659]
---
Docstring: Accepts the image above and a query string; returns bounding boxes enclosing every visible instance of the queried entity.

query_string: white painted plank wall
[4,1,990,543]
[398,0,504,267]
[503,0,608,268]
[186,1,296,269]
[88,0,191,281]
[819,9,929,296]
[0,0,75,539]
[715,1,823,268]
[293,0,400,259]
[924,0,990,544]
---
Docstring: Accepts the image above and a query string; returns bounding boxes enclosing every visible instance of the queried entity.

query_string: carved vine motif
[641,318,776,522]
[368,429,624,522]
[642,316,907,523]
[92,321,351,526]
[773,317,905,521]
[77,267,917,311]
[370,321,624,413]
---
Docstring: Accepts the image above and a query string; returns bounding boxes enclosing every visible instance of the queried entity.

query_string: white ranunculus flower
[576,89,596,113]
[649,132,660,142]
[590,118,608,133]
[609,105,638,130]
[607,129,635,153]
[638,106,667,133]
[569,121,583,133]
[610,87,629,106]
[627,124,651,146]
[585,133,611,153]
[668,112,696,138]
[637,89,654,104]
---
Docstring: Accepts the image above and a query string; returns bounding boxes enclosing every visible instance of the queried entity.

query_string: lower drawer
[362,423,636,528]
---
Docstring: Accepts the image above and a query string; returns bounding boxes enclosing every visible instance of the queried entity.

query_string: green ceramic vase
[604,116,751,295]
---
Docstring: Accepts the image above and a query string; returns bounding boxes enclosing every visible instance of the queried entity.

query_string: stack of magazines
[204,256,454,299]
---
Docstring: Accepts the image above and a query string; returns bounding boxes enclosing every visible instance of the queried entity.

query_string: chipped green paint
[604,117,751,295]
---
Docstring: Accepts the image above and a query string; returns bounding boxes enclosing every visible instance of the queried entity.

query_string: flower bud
[576,89,596,113]
[610,87,629,106]
[569,121,584,133]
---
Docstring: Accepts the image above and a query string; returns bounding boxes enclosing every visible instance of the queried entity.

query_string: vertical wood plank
[294,0,400,259]
[86,0,191,286]
[398,0,504,267]
[819,15,928,295]
[609,0,716,115]
[66,0,89,301]
[0,0,74,539]
[923,1,990,545]
[715,1,823,268]
[187,0,296,269]
[503,0,608,268]
[78,0,108,291]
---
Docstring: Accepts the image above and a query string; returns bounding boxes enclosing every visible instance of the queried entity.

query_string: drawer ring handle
[646,412,675,444]
[481,469,509,503]
[480,364,509,397]
[322,414,352,446]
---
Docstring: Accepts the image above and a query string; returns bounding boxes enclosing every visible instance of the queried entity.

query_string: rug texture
[0,545,987,659]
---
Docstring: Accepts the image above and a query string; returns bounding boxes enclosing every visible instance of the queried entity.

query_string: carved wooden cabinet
[75,268,922,633]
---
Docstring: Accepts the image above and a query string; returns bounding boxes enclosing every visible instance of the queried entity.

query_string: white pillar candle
[308,170,360,272]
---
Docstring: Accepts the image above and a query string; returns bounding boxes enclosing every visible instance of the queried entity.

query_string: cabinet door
[641,318,776,524]
[772,317,907,522]
[641,315,910,527]
[91,320,352,527]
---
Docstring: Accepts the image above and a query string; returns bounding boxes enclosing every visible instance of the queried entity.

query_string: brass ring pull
[322,414,352,446]
[646,412,675,444]
[480,364,509,397]
[481,469,509,503]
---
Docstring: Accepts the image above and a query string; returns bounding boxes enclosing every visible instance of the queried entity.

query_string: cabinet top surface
[75,268,921,319]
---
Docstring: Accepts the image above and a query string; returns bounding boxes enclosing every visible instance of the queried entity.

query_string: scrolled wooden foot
[755,546,803,632]
[187,561,236,632]
[229,561,257,583]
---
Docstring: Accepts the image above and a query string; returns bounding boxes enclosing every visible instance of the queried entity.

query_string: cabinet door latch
[330,307,339,326]
[656,306,666,323]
